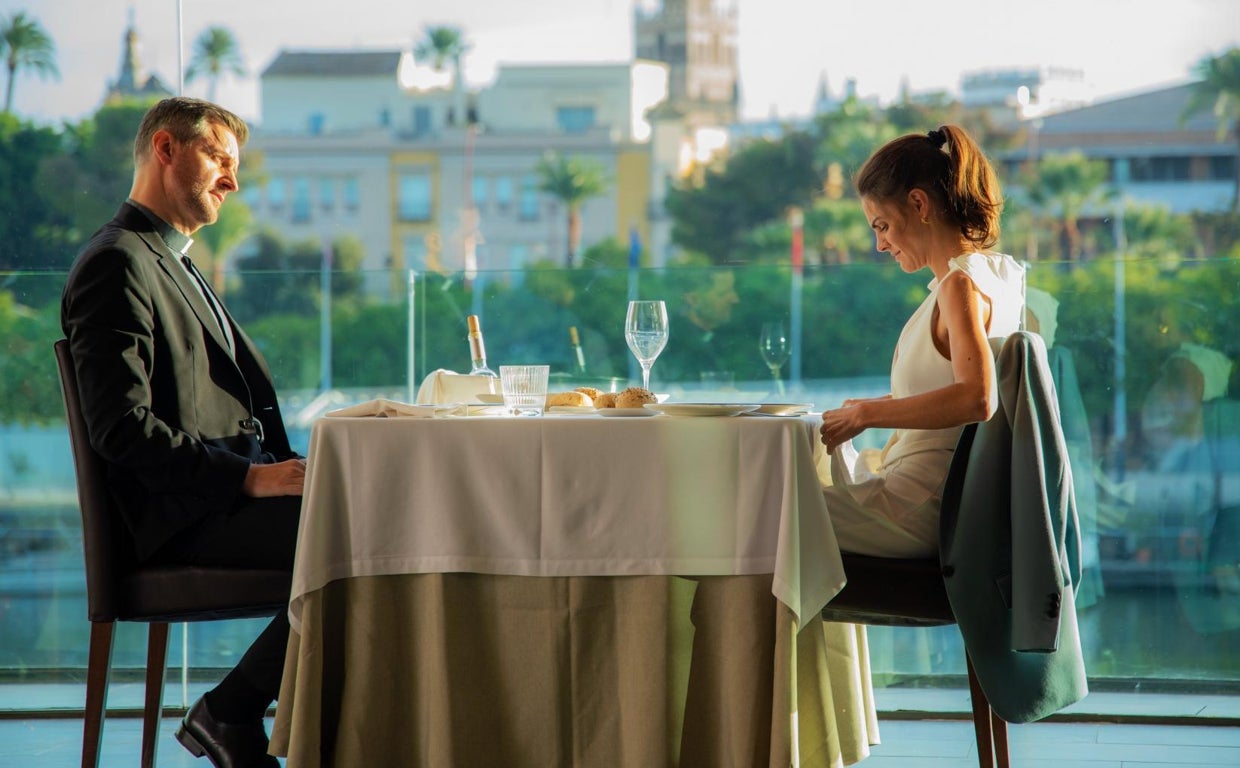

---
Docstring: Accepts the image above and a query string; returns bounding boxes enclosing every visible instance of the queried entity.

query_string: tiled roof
[263,50,402,78]
[1038,82,1225,135]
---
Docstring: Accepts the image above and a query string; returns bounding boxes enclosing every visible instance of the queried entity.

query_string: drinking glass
[759,321,791,396]
[625,300,669,391]
[500,365,550,416]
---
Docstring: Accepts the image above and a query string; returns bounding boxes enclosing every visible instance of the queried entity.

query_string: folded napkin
[326,398,466,418]
[416,369,499,405]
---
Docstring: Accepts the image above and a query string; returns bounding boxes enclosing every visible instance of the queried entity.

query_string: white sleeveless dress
[821,252,1026,557]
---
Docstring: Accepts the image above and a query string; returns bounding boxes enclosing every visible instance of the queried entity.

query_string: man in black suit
[61,97,300,768]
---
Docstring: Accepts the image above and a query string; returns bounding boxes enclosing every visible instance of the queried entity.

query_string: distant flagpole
[627,224,641,302]
[788,207,804,391]
[320,235,333,392]
[627,225,642,384]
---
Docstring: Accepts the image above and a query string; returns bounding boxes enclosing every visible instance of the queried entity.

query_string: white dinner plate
[643,403,760,418]
[754,403,815,416]
[595,407,658,418]
[475,393,504,404]
[547,405,596,414]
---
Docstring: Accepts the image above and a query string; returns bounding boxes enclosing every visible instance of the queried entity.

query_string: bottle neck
[468,333,497,377]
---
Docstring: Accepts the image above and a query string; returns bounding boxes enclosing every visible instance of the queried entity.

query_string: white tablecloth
[289,413,847,634]
[274,411,875,767]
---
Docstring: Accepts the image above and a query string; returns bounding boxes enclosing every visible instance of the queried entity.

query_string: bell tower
[634,0,739,126]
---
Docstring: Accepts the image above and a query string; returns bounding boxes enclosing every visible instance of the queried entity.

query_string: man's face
[687,271,740,331]
[164,122,240,235]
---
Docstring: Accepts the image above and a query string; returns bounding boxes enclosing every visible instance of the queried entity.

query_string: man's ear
[150,129,177,166]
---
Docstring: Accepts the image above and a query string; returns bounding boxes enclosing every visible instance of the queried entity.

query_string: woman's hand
[821,397,881,452]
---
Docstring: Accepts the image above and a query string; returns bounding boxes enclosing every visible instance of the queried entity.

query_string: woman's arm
[820,271,996,450]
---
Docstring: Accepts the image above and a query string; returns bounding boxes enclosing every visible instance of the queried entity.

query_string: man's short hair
[133,97,249,166]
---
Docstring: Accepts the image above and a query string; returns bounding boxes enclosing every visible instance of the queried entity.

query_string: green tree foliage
[40,101,152,249]
[665,130,821,264]
[0,11,57,114]
[1182,47,1240,210]
[0,291,61,423]
[812,97,901,182]
[229,230,365,322]
[534,152,609,267]
[0,112,74,278]
[186,26,245,103]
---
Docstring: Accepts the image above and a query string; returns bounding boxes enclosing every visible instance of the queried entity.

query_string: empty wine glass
[759,321,791,396]
[625,300,669,391]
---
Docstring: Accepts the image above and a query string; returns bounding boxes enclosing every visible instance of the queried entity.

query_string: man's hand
[242,459,306,497]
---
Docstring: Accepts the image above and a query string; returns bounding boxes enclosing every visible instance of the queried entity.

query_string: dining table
[269,402,879,767]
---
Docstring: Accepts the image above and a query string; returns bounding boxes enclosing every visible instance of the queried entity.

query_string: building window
[413,106,432,137]
[267,178,286,209]
[241,186,261,208]
[472,176,488,210]
[343,177,360,211]
[1209,155,1237,181]
[495,176,514,211]
[518,174,540,221]
[292,177,312,223]
[556,106,596,134]
[319,178,336,212]
[308,112,325,135]
[398,173,432,222]
[1129,156,1191,182]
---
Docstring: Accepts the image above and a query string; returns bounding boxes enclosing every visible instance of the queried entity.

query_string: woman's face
[861,195,925,273]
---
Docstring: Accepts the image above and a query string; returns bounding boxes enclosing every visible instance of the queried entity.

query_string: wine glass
[625,300,669,391]
[759,321,791,396]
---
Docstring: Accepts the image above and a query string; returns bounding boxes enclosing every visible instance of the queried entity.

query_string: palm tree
[1182,48,1240,211]
[413,25,468,125]
[193,200,254,296]
[186,26,245,103]
[534,152,609,267]
[1023,152,1111,262]
[1,11,58,114]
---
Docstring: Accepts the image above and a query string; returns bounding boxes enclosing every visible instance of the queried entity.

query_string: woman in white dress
[819,124,1026,558]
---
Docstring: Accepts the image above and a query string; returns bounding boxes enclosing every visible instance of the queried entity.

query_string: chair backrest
[54,338,133,622]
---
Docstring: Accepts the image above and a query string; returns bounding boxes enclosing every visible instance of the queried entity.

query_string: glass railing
[3,256,1238,710]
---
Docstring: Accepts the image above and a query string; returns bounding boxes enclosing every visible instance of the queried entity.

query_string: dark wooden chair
[821,423,1011,768]
[54,339,293,768]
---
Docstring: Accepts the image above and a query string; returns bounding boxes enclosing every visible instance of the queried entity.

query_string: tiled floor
[3,687,1237,767]
[1,714,1237,767]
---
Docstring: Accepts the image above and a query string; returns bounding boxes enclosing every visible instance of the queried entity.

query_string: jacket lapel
[141,229,237,358]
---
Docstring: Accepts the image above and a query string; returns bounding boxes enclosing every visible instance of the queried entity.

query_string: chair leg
[991,707,1010,768]
[141,622,170,768]
[82,622,115,768]
[965,654,995,768]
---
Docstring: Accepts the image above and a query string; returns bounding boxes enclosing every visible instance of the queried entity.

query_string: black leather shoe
[175,697,279,768]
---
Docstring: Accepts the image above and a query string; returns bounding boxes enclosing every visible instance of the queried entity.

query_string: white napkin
[416,369,499,405]
[326,398,466,418]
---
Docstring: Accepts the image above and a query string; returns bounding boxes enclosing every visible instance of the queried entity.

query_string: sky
[3,0,1238,126]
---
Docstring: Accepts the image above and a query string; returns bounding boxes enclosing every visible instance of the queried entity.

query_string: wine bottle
[569,326,587,374]
[467,315,498,379]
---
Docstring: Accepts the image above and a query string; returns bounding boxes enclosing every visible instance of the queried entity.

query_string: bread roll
[593,392,618,409]
[574,386,602,400]
[615,386,657,408]
[547,391,594,407]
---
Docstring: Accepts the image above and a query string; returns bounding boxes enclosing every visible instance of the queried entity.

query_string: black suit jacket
[61,203,296,561]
